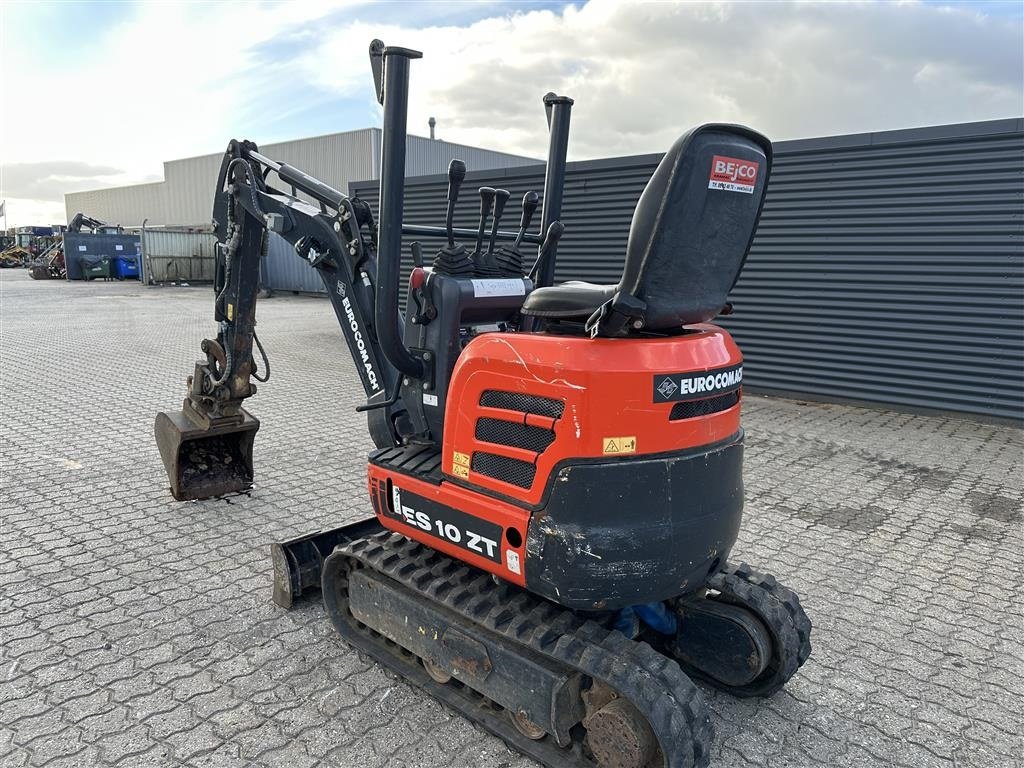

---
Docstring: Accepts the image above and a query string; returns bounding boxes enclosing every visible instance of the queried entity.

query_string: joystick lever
[444,159,466,248]
[474,187,496,256]
[486,189,511,258]
[514,191,539,249]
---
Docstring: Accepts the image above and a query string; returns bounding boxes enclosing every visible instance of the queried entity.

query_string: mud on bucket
[154,408,260,501]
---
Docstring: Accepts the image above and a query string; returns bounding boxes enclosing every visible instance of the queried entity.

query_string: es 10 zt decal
[708,155,759,194]
[386,486,503,564]
[653,363,743,403]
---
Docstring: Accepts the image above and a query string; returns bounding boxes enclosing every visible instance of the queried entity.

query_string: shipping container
[140,228,218,284]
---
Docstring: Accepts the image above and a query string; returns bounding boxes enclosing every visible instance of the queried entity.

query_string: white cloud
[1,0,1020,228]
[0,1,356,226]
[302,1,1023,159]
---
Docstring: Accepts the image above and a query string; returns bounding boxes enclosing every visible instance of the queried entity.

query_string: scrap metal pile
[28,241,66,280]
[0,246,32,269]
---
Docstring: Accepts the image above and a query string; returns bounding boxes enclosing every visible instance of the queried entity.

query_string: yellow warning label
[452,463,470,479]
[226,303,234,321]
[452,451,470,467]
[602,436,636,455]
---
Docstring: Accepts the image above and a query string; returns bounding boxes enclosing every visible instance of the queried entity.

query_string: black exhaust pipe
[373,42,424,380]
[536,93,573,290]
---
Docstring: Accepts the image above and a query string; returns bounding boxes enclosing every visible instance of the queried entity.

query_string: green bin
[82,256,113,280]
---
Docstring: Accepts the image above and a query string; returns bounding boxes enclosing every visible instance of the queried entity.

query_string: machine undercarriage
[155,39,811,768]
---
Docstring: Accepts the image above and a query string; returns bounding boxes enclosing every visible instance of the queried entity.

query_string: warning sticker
[708,155,759,194]
[451,451,471,478]
[602,436,637,455]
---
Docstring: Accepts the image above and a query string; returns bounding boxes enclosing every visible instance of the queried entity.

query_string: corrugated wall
[350,118,1024,421]
[263,233,325,294]
[140,229,219,285]
[64,129,538,229]
[65,181,166,229]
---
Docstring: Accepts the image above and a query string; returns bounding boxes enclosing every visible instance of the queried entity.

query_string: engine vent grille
[471,452,537,489]
[480,390,565,419]
[475,417,556,453]
[669,391,740,421]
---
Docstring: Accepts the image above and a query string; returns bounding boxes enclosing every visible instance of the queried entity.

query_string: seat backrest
[619,124,772,329]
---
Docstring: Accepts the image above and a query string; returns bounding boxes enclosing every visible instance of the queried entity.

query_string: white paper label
[78,245,87,251]
[115,245,123,251]
[422,393,438,407]
[505,550,521,575]
[471,279,526,298]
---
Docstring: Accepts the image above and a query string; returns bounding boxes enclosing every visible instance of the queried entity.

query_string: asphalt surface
[2,270,1022,768]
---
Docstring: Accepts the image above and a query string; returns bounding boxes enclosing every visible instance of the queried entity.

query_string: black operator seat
[520,124,772,336]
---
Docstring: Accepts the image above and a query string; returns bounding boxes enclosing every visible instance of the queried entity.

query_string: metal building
[64,129,538,228]
[349,118,1024,422]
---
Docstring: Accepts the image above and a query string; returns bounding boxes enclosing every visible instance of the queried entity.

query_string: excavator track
[670,562,812,698]
[322,529,713,768]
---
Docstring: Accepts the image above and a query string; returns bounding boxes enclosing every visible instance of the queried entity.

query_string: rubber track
[331,531,713,768]
[689,561,812,697]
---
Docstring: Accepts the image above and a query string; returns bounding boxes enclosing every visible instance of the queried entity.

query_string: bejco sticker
[708,155,759,194]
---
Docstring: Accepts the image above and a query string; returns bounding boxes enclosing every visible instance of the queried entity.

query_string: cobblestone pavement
[2,270,1022,768]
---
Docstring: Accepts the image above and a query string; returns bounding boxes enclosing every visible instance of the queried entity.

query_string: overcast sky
[1,0,1021,228]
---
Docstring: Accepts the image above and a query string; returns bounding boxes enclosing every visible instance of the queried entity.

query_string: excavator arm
[67,212,110,233]
[155,138,407,500]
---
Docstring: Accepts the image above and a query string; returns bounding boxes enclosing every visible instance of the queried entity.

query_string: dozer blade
[154,407,260,501]
[270,518,384,609]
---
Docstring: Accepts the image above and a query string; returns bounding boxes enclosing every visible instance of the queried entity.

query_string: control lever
[514,191,539,249]
[445,160,466,248]
[486,189,511,258]
[529,221,565,285]
[474,187,496,258]
[432,160,475,276]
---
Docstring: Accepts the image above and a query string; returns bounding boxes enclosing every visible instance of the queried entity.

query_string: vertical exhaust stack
[536,93,573,290]
[373,41,425,380]
[429,116,436,140]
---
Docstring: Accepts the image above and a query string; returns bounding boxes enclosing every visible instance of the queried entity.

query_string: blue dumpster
[114,255,140,280]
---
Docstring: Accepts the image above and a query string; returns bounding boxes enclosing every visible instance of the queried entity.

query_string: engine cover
[442,324,744,507]
[372,324,747,609]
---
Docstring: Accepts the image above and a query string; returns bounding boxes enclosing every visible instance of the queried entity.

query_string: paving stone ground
[1,269,1021,768]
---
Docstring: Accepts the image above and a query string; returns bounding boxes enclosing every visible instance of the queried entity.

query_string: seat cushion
[520,281,617,318]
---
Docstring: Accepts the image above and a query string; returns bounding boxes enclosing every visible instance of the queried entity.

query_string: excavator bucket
[154,408,260,501]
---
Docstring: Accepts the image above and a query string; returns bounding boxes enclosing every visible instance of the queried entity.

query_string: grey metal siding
[64,129,537,229]
[140,229,219,284]
[350,119,1024,421]
[263,233,324,294]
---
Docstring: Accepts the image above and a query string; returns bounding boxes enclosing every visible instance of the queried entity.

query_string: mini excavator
[155,40,810,768]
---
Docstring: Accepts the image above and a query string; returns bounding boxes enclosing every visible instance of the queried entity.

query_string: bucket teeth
[154,407,260,501]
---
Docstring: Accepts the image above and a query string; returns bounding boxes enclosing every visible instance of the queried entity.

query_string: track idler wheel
[671,562,812,698]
